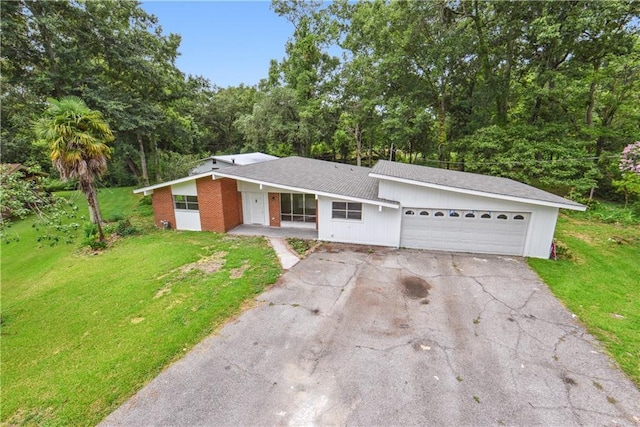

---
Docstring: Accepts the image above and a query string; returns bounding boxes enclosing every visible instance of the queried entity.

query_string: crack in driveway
[101,246,640,427]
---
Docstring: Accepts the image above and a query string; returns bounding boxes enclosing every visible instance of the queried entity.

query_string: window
[419,210,429,216]
[449,210,460,217]
[481,213,491,219]
[332,201,362,220]
[405,210,415,216]
[465,213,475,218]
[513,214,525,220]
[497,214,508,220]
[434,211,445,217]
[173,195,199,211]
[280,193,316,223]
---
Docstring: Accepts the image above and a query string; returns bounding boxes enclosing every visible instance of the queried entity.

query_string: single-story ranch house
[133,155,586,259]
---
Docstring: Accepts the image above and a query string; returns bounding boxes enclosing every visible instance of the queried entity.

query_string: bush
[43,179,78,192]
[114,219,139,237]
[575,201,640,225]
[107,212,126,222]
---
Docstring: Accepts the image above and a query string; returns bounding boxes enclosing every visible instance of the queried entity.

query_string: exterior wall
[378,180,557,258]
[317,196,401,247]
[219,178,243,231]
[191,159,216,175]
[151,187,176,229]
[268,193,281,227]
[171,181,201,231]
[196,177,242,232]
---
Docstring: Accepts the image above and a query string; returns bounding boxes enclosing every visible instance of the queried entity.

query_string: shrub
[114,219,139,237]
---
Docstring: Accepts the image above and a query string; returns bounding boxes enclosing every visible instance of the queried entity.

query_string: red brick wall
[219,178,242,231]
[196,177,242,232]
[268,193,281,227]
[152,187,176,229]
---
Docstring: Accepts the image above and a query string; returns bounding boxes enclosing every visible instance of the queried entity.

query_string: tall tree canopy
[2,0,638,201]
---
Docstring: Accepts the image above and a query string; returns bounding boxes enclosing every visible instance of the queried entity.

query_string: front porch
[228,224,318,240]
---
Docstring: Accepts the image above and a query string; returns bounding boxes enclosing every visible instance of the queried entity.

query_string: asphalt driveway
[102,245,640,426]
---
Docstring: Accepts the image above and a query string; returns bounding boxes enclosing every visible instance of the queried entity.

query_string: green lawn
[528,212,640,387]
[1,188,281,426]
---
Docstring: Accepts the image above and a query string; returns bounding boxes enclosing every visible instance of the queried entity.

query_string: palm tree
[34,96,114,242]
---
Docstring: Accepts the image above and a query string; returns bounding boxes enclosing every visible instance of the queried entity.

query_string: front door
[249,193,265,224]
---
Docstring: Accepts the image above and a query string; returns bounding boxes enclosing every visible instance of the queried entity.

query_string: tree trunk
[154,140,162,183]
[126,156,142,184]
[586,60,600,127]
[438,86,447,166]
[354,123,362,167]
[137,132,149,186]
[80,179,105,242]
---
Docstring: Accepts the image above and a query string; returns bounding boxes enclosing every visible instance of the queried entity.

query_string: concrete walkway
[268,237,300,270]
[228,224,318,240]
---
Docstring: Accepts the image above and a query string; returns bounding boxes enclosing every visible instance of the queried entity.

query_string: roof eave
[133,172,215,195]
[369,173,586,211]
[213,171,399,208]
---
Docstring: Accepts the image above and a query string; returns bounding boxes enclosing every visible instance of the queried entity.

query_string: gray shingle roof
[214,156,397,205]
[371,160,585,209]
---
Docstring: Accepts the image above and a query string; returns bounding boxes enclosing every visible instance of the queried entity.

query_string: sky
[140,1,295,88]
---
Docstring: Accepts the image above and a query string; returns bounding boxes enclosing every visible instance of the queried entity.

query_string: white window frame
[331,201,363,221]
[173,195,199,211]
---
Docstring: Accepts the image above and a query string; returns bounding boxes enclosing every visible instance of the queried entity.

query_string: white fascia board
[213,171,399,209]
[369,173,586,211]
[132,172,215,195]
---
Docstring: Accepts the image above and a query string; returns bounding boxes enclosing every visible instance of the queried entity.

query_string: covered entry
[400,208,530,255]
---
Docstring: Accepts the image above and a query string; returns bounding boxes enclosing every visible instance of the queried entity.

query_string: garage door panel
[401,208,530,256]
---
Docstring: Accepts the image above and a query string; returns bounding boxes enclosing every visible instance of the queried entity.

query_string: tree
[34,97,113,242]
[613,141,640,206]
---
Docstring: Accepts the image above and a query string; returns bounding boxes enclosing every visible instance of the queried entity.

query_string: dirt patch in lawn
[230,261,249,279]
[180,251,227,274]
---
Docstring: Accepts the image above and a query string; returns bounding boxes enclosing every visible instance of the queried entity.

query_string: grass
[528,209,640,387]
[1,187,281,426]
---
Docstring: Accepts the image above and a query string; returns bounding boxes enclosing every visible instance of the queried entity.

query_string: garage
[400,208,530,255]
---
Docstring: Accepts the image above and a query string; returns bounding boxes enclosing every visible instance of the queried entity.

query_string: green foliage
[572,200,640,225]
[113,219,139,237]
[454,125,600,194]
[529,212,640,387]
[2,224,281,425]
[612,173,640,207]
[0,165,80,244]
[286,237,314,256]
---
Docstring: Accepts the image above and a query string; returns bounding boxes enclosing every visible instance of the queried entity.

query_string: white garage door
[400,208,530,256]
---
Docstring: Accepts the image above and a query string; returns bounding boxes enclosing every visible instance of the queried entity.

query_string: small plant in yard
[286,237,314,256]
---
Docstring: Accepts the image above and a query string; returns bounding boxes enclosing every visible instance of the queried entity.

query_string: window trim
[173,194,199,211]
[280,193,317,224]
[332,201,363,221]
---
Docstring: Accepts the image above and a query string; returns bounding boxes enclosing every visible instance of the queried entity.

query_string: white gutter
[132,172,215,196]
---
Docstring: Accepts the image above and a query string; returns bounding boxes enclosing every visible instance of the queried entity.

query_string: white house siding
[378,180,557,258]
[171,181,201,231]
[317,196,401,247]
